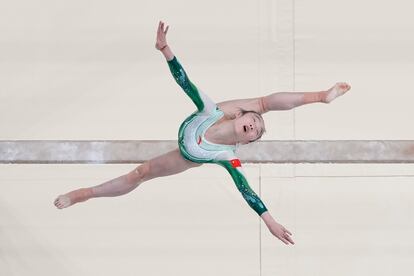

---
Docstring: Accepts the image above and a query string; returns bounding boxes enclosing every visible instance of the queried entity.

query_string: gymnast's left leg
[53,148,202,209]
[262,82,351,111]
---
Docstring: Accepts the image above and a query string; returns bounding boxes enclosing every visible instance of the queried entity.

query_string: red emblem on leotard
[197,136,202,145]
[230,159,241,168]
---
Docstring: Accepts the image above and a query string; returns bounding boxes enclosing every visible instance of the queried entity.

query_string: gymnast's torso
[178,105,237,164]
[167,55,268,216]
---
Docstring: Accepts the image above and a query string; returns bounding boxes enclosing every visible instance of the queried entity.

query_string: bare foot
[54,188,93,209]
[323,82,351,103]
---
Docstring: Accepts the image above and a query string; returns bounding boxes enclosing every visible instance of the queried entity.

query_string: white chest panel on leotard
[182,107,237,162]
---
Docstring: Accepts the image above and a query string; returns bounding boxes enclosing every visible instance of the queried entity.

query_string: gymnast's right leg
[54,148,202,209]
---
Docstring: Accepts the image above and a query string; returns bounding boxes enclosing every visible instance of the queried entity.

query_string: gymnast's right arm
[156,21,216,113]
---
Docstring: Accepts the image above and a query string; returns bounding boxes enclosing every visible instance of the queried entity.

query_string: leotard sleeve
[167,56,216,114]
[216,154,268,216]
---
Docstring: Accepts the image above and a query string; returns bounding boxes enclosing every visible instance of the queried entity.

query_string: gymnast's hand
[155,20,169,50]
[269,221,295,245]
[261,211,294,245]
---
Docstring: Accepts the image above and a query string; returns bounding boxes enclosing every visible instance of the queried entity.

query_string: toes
[343,82,350,89]
[54,196,65,209]
[54,197,60,205]
[337,82,350,92]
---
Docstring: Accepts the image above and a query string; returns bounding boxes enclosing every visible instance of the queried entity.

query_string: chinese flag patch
[230,159,241,168]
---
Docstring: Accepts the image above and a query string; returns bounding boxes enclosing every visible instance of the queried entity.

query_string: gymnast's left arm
[218,158,295,245]
[218,159,268,216]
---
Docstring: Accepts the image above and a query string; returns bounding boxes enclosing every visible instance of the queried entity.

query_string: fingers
[279,236,290,245]
[284,228,292,235]
[157,21,161,37]
[278,227,295,245]
[278,234,294,245]
[158,21,164,34]
[158,20,164,33]
[283,228,295,244]
[161,22,169,34]
[285,234,295,245]
[158,20,169,34]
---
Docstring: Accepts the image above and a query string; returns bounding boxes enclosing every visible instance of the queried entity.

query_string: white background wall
[1,0,414,275]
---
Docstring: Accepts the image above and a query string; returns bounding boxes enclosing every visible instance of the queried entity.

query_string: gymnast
[54,21,351,245]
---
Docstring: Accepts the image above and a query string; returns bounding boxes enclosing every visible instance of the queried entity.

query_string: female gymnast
[54,21,351,245]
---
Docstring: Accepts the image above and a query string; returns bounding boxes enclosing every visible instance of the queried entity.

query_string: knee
[127,162,151,184]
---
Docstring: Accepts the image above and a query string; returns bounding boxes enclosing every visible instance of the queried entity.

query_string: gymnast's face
[235,112,265,144]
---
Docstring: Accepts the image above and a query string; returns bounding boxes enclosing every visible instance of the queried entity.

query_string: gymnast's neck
[204,117,238,146]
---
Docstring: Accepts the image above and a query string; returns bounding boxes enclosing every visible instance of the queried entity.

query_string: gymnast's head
[233,108,266,145]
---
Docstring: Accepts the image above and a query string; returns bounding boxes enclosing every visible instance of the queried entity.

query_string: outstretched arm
[216,153,294,245]
[217,158,268,216]
[156,20,216,114]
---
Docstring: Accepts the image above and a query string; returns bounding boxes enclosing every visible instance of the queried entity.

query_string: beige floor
[1,164,413,275]
[1,0,414,275]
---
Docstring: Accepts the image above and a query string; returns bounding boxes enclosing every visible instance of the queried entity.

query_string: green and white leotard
[167,56,268,217]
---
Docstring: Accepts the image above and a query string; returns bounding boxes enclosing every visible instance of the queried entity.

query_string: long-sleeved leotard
[167,56,268,216]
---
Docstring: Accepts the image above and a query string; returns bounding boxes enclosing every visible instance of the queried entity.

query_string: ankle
[303,91,327,104]
[70,188,93,203]
[320,91,328,103]
[82,188,94,199]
